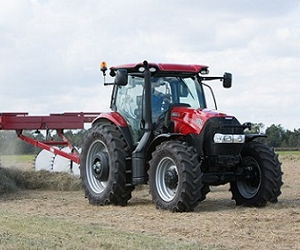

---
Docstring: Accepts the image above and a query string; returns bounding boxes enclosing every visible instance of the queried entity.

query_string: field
[0,153,299,249]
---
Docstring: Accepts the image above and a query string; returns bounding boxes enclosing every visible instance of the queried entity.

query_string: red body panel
[111,63,208,73]
[0,112,101,164]
[0,112,100,130]
[18,132,81,164]
[93,112,128,127]
[170,107,229,135]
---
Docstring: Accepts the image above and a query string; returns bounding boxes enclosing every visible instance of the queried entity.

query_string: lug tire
[80,122,133,206]
[230,141,283,207]
[200,185,210,202]
[149,141,204,212]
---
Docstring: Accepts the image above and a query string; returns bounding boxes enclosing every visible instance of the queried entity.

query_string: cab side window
[115,76,144,143]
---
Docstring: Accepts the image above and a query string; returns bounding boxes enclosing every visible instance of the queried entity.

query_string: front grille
[203,117,244,156]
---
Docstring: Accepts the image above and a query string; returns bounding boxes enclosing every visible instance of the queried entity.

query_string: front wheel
[149,141,204,212]
[230,141,283,206]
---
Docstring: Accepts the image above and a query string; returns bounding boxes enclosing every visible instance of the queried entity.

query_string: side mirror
[114,69,128,86]
[223,72,232,88]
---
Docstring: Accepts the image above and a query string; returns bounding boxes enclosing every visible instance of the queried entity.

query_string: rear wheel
[80,123,133,206]
[230,141,283,206]
[200,185,210,202]
[149,141,204,212]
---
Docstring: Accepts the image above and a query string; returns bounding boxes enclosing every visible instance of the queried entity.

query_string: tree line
[264,124,300,149]
[237,123,299,149]
[0,124,299,155]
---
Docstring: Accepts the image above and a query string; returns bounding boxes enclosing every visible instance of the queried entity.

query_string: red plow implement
[0,112,100,164]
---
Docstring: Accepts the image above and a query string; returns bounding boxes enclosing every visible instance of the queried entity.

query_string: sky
[0,0,299,130]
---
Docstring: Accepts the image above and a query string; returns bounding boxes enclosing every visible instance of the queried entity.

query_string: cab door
[114,75,144,144]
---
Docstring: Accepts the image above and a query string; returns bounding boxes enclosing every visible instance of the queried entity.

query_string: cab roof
[110,63,208,74]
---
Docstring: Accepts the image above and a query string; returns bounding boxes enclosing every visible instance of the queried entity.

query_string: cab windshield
[151,76,205,109]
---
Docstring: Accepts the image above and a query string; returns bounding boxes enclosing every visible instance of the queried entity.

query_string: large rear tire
[80,123,133,206]
[200,185,210,202]
[230,141,283,206]
[149,141,204,212]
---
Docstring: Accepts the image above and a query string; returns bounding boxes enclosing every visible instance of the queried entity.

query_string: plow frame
[0,112,101,164]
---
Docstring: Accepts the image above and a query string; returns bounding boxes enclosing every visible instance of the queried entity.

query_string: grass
[2,154,35,160]
[0,154,35,171]
[0,154,35,163]
[276,151,300,155]
[0,211,207,250]
[0,153,298,249]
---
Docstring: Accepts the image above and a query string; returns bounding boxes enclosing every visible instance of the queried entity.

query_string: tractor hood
[170,106,235,135]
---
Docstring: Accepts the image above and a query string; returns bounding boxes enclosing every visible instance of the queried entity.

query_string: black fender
[245,134,267,142]
[147,133,184,160]
[92,117,134,152]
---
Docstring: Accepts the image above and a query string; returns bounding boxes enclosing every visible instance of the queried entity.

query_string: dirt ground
[0,154,299,249]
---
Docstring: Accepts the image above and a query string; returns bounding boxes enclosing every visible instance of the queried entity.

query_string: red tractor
[80,61,283,212]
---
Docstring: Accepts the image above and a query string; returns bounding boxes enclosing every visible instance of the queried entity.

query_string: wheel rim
[86,139,109,194]
[155,157,179,202]
[237,156,262,199]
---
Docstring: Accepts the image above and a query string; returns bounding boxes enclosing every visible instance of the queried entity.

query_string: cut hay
[0,168,19,194]
[0,167,82,194]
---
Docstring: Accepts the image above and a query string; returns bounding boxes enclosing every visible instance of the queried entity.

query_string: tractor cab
[114,74,207,143]
[106,62,230,144]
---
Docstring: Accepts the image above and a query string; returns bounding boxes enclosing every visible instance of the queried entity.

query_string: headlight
[233,134,245,143]
[138,67,145,72]
[213,133,245,143]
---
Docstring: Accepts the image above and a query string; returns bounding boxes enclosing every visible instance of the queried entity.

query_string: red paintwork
[170,107,229,135]
[0,112,101,164]
[93,112,128,127]
[111,63,208,74]
[18,133,80,164]
[0,112,100,130]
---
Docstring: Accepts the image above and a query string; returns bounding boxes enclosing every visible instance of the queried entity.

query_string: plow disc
[35,149,56,171]
[52,147,81,176]
[35,147,81,176]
